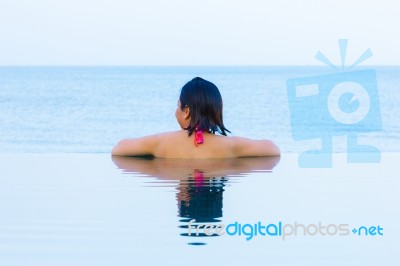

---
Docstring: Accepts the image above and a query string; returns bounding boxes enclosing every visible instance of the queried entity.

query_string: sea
[1,66,399,153]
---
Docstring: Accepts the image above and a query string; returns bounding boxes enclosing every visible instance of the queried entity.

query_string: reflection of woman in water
[112,156,280,239]
[112,77,280,158]
[177,170,226,224]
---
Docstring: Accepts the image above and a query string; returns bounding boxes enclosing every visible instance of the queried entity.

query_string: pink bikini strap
[194,126,204,147]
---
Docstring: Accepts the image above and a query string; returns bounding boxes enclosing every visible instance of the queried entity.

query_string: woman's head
[175,77,230,136]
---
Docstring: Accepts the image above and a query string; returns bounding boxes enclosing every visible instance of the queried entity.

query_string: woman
[112,77,280,158]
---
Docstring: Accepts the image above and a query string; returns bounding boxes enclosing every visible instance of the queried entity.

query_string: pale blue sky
[0,0,399,65]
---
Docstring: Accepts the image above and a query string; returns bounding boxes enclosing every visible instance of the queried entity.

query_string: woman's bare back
[112,130,280,158]
[154,131,234,158]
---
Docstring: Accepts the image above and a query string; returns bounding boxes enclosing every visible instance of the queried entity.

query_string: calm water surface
[0,153,398,265]
[1,66,399,153]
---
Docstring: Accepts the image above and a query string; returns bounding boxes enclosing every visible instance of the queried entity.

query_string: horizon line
[0,64,399,67]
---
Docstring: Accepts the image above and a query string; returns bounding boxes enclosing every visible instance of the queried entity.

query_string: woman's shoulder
[112,131,184,156]
[228,136,280,157]
[152,130,190,147]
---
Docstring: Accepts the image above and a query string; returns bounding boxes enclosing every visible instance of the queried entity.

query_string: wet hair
[179,77,230,136]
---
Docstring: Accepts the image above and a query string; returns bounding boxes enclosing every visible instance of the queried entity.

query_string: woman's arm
[231,137,280,157]
[111,135,160,156]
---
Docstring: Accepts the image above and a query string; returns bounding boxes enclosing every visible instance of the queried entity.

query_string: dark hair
[179,77,230,136]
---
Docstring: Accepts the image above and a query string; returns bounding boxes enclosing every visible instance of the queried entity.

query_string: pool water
[0,153,398,265]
